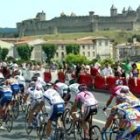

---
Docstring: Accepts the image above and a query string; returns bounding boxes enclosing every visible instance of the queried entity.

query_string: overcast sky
[1,0,140,28]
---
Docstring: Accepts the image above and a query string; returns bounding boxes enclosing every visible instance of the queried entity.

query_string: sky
[1,0,140,28]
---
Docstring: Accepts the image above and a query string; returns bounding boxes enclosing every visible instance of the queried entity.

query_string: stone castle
[17,5,140,36]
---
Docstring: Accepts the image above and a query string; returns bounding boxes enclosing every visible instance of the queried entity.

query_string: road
[0,90,114,140]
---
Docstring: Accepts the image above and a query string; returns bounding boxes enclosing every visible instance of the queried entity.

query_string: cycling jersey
[115,103,140,139]
[43,89,64,105]
[15,75,25,87]
[30,89,43,101]
[43,88,64,121]
[36,77,46,86]
[54,82,68,97]
[75,91,98,107]
[111,85,130,104]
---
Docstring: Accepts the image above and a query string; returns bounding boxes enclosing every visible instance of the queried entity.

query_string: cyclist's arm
[70,100,78,120]
[105,95,114,109]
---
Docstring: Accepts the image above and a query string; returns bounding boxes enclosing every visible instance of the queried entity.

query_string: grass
[22,30,140,43]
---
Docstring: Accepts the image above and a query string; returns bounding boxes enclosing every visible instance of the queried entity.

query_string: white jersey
[43,88,64,105]
[15,75,25,87]
[30,89,43,100]
[54,82,68,97]
[36,77,46,86]
[69,83,80,95]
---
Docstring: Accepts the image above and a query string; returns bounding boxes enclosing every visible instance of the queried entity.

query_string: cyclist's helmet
[115,79,123,86]
[43,83,52,91]
[120,86,129,94]
[78,84,87,92]
[34,73,40,77]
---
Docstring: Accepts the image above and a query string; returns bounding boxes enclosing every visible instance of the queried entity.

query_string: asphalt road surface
[0,90,114,140]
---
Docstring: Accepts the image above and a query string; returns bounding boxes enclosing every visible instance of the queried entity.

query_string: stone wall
[17,6,140,36]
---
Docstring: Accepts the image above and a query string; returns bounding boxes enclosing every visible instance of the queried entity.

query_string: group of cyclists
[0,62,140,140]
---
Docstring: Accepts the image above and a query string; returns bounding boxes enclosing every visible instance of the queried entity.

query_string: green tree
[66,44,80,54]
[42,44,57,63]
[16,44,33,60]
[0,47,9,60]
[65,53,87,65]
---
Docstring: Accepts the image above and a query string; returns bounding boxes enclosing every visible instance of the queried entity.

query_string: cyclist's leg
[45,103,64,138]
[82,106,91,139]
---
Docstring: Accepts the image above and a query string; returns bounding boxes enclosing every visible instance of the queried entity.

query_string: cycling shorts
[49,103,64,121]
[11,84,20,95]
[0,91,12,106]
[84,105,98,121]
[19,84,24,93]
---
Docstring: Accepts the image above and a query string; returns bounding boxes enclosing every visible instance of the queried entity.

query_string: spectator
[131,63,139,86]
[114,61,123,77]
[122,59,132,85]
[101,63,114,77]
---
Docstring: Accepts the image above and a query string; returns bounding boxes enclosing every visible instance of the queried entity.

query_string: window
[92,45,95,50]
[93,52,95,57]
[105,40,108,46]
[99,41,102,46]
[56,52,59,57]
[61,52,64,57]
[82,45,85,49]
[88,52,90,57]
[88,45,90,50]
[61,45,64,50]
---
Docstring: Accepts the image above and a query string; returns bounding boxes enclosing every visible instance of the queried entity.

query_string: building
[113,41,140,61]
[17,5,140,36]
[0,40,14,57]
[14,36,112,61]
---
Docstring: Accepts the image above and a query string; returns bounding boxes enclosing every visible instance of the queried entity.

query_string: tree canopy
[66,44,80,54]
[42,44,57,63]
[16,44,33,60]
[0,47,9,60]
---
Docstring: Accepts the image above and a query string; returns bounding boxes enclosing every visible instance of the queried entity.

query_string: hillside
[21,30,140,43]
[0,28,17,33]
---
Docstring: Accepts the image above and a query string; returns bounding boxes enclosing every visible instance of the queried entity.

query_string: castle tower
[136,5,140,19]
[36,11,46,21]
[122,7,126,14]
[110,5,117,16]
[89,11,98,32]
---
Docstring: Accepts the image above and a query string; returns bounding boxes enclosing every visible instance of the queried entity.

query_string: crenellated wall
[17,6,140,36]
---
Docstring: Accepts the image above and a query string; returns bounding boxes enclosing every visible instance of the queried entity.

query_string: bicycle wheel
[39,123,47,140]
[109,120,119,140]
[73,121,82,140]
[12,100,20,119]
[4,110,13,132]
[109,127,118,140]
[89,125,101,140]
[25,112,33,135]
[101,130,108,140]
[63,108,73,132]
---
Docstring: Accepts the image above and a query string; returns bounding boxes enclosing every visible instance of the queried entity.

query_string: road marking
[93,118,106,125]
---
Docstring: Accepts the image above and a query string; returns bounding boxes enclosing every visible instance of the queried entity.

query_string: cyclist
[6,76,20,100]
[103,79,131,111]
[71,84,98,140]
[0,84,12,116]
[54,81,71,104]
[14,71,26,94]
[102,101,140,140]
[33,73,46,86]
[33,83,65,140]
[27,83,44,128]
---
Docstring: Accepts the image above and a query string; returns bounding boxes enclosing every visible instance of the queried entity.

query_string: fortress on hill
[17,5,140,36]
